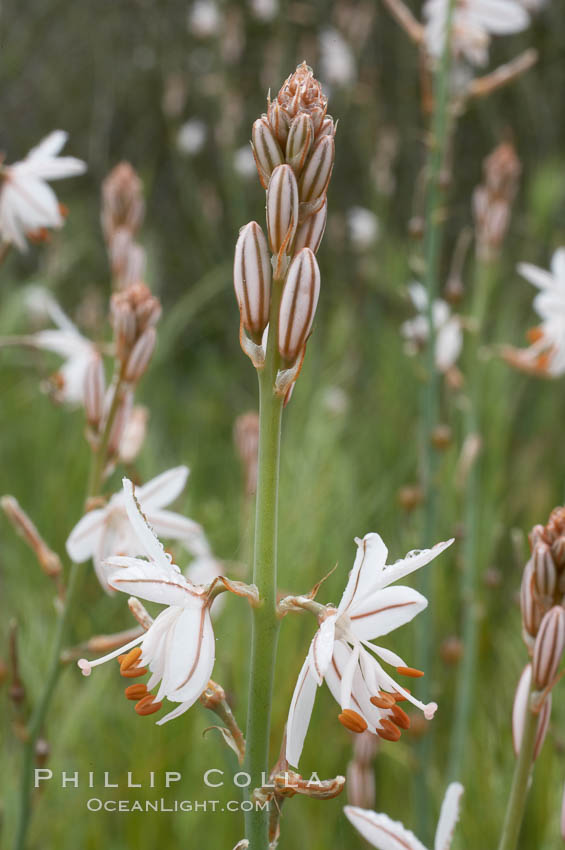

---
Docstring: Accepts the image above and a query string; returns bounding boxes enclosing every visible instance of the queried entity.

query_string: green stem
[497,691,538,850]
[14,375,125,849]
[448,261,496,781]
[414,1,455,838]
[244,284,284,850]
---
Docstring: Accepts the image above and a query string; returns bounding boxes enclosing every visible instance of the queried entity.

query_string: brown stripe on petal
[348,810,414,850]
[177,607,207,691]
[350,601,416,622]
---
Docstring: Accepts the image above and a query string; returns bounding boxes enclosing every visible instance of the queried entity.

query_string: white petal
[285,655,318,768]
[106,555,205,608]
[66,509,106,562]
[337,533,389,615]
[349,586,428,640]
[136,466,190,510]
[436,319,462,372]
[434,783,464,850]
[148,509,203,544]
[325,642,383,734]
[122,477,175,568]
[27,131,68,160]
[376,539,454,589]
[156,700,192,725]
[512,663,532,756]
[408,282,428,312]
[344,807,427,850]
[551,248,565,283]
[340,642,360,708]
[160,607,215,704]
[517,262,555,290]
[308,615,337,684]
[9,173,62,228]
[368,644,408,668]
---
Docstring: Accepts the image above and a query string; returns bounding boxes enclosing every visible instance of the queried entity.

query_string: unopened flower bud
[111,300,136,362]
[318,116,336,138]
[397,485,423,512]
[520,558,543,639]
[533,542,557,599]
[1,496,62,578]
[431,423,452,450]
[266,165,298,257]
[299,135,334,204]
[278,248,320,363]
[552,535,565,570]
[124,327,156,383]
[529,524,546,548]
[346,762,375,809]
[532,606,565,689]
[107,391,133,457]
[84,354,106,428]
[252,117,284,189]
[286,114,314,175]
[119,405,148,464]
[267,102,290,148]
[512,664,551,761]
[233,222,272,339]
[294,198,327,254]
[102,162,145,241]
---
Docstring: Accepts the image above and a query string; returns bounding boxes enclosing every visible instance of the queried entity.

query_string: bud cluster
[234,64,335,390]
[472,142,521,262]
[110,282,161,383]
[102,163,146,290]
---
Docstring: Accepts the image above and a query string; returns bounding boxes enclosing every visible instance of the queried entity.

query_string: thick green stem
[497,691,538,850]
[448,261,496,781]
[13,376,125,849]
[244,284,284,850]
[414,1,455,838]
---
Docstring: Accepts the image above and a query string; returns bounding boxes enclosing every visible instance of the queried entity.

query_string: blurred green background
[2,0,565,847]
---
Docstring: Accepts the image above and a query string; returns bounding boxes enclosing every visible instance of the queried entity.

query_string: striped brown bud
[101,162,145,241]
[267,102,290,148]
[299,135,334,204]
[252,117,284,189]
[533,542,557,599]
[286,114,314,175]
[552,535,565,569]
[124,327,156,383]
[520,558,543,638]
[294,198,327,254]
[233,222,271,339]
[278,248,320,363]
[532,606,565,689]
[84,354,106,428]
[266,165,298,257]
[512,663,551,761]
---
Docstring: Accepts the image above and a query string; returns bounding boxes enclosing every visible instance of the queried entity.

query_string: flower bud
[111,299,136,362]
[124,327,156,383]
[512,664,551,761]
[107,390,133,457]
[84,354,106,428]
[294,198,327,254]
[119,405,148,464]
[278,248,320,363]
[346,762,375,809]
[299,135,334,204]
[533,541,557,599]
[266,165,298,257]
[267,102,290,148]
[252,117,284,189]
[101,162,145,241]
[552,535,565,569]
[520,558,543,639]
[286,114,314,175]
[233,222,272,339]
[532,606,565,689]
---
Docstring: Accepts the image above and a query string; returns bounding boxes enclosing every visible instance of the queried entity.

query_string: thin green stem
[497,691,538,850]
[448,260,497,781]
[414,1,455,838]
[13,375,125,849]
[244,283,284,850]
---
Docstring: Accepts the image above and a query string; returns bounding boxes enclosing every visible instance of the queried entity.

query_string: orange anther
[527,326,543,344]
[392,689,410,701]
[370,691,396,709]
[124,683,148,701]
[120,647,142,671]
[396,666,424,678]
[120,665,148,679]
[376,718,401,742]
[390,704,411,730]
[135,695,163,716]
[338,709,368,734]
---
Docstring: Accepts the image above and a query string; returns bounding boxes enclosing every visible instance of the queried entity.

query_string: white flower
[177,119,207,156]
[344,782,464,850]
[25,286,97,405]
[347,207,380,251]
[401,283,462,373]
[187,0,221,38]
[507,248,565,377]
[319,28,356,87]
[0,131,86,251]
[78,478,215,724]
[67,466,205,591]
[233,146,257,180]
[248,0,278,21]
[285,533,453,768]
[424,0,529,67]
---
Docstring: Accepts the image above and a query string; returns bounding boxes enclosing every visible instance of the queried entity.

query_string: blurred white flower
[177,119,207,156]
[347,207,380,251]
[319,27,356,87]
[187,0,221,38]
[78,478,215,725]
[0,131,86,251]
[24,286,97,405]
[285,533,453,767]
[248,0,278,21]
[424,0,530,67]
[119,405,149,465]
[344,782,464,850]
[233,145,256,179]
[402,283,463,373]
[67,466,205,591]
[504,249,565,377]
